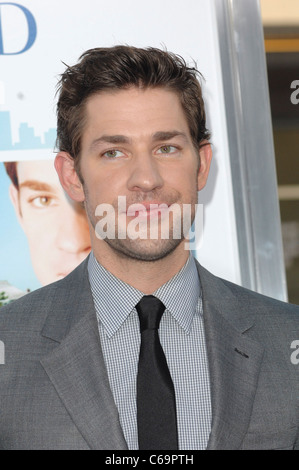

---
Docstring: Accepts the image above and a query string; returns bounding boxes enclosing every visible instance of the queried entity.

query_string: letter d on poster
[0,2,37,55]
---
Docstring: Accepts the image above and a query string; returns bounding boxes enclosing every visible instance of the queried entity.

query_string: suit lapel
[40,259,127,450]
[196,263,265,450]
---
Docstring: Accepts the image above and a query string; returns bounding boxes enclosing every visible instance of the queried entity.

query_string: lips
[126,202,170,218]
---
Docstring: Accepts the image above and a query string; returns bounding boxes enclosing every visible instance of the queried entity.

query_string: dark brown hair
[4,162,18,188]
[56,45,210,163]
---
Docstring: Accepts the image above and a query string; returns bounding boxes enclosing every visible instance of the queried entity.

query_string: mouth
[126,202,170,219]
[56,273,69,280]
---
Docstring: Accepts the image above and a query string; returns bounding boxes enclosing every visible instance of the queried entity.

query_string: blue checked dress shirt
[88,252,212,450]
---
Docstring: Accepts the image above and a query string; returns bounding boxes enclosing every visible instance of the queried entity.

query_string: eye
[31,196,54,208]
[102,149,125,158]
[156,145,177,154]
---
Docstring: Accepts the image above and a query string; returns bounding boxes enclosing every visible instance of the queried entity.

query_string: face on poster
[0,0,241,302]
[0,160,91,295]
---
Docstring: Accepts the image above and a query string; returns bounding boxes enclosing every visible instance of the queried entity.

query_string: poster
[0,0,241,304]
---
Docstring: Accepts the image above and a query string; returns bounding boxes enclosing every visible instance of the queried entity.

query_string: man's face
[10,160,91,285]
[59,87,211,262]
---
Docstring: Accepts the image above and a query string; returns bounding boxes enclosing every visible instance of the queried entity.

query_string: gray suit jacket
[0,257,298,450]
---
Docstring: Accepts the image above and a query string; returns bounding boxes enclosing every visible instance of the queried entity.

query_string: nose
[127,152,164,193]
[56,202,91,254]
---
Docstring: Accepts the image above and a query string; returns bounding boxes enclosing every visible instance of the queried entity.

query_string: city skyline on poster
[0,110,56,151]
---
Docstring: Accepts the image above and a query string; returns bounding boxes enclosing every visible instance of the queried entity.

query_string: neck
[92,242,190,294]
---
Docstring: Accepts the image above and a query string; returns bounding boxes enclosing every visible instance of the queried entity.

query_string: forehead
[17,160,59,185]
[82,87,191,143]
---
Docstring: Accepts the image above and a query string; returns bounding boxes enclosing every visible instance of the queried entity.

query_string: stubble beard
[83,185,198,263]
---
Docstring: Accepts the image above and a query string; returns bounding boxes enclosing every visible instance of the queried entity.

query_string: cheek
[86,178,121,205]
[20,216,39,241]
[165,160,198,182]
[170,167,198,193]
[25,228,47,249]
[21,212,56,247]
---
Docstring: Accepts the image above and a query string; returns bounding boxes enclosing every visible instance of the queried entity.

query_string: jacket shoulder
[0,257,90,333]
[221,276,299,318]
[196,260,299,322]
[0,280,62,332]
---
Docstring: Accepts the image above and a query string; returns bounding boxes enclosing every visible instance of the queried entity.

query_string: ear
[197,142,212,191]
[54,152,85,202]
[9,183,24,228]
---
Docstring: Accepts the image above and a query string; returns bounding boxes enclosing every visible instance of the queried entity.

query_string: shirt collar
[153,255,201,333]
[88,251,201,338]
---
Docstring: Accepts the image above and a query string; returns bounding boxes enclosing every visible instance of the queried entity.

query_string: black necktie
[136,295,178,450]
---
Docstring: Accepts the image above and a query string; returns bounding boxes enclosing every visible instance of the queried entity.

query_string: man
[0,46,298,450]
[3,159,91,285]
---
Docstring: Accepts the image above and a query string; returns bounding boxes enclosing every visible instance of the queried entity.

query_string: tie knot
[136,295,166,332]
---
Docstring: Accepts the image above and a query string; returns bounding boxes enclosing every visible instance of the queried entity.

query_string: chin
[105,237,183,262]
[36,272,66,286]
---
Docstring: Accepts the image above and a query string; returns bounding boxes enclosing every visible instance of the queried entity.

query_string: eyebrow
[19,180,54,192]
[152,131,188,142]
[89,130,188,152]
[89,135,131,152]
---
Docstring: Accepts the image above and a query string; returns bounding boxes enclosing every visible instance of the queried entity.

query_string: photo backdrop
[0,0,241,295]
